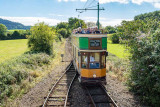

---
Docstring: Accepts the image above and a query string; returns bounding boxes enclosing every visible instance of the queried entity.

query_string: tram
[71,32,108,84]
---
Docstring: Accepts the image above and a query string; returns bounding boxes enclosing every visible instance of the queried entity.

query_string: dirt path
[105,74,143,107]
[18,40,72,107]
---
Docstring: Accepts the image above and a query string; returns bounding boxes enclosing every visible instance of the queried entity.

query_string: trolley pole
[76,2,104,30]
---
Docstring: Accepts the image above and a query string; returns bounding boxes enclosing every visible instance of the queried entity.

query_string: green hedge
[111,33,119,43]
[128,29,160,106]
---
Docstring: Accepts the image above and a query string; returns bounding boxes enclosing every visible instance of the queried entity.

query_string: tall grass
[106,53,130,82]
[0,53,52,105]
[0,39,66,106]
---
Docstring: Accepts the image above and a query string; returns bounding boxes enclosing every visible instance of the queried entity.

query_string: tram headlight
[93,74,96,78]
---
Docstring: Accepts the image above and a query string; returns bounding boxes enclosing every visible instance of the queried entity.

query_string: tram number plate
[90,40,100,47]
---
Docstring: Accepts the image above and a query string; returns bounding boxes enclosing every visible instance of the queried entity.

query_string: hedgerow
[0,53,52,104]
[127,29,160,106]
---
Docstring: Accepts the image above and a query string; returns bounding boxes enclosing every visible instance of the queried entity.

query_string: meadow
[107,34,130,59]
[0,39,28,63]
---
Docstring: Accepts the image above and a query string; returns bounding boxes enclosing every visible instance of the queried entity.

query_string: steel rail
[85,86,97,107]
[85,83,118,107]
[42,62,73,107]
[64,73,77,107]
[100,83,118,107]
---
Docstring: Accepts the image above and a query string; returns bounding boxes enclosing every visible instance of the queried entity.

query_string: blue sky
[0,0,159,27]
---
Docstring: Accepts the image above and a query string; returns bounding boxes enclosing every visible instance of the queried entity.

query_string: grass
[8,29,26,32]
[106,52,130,82]
[107,34,130,59]
[0,39,66,107]
[0,39,28,63]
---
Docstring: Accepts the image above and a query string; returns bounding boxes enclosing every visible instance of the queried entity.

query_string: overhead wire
[77,0,97,28]
[85,0,96,9]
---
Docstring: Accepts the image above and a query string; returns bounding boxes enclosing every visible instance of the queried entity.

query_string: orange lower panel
[81,68,106,78]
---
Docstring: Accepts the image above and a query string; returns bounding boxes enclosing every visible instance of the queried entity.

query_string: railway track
[84,83,118,107]
[43,62,76,107]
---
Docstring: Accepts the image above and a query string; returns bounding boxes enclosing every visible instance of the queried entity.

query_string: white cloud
[131,0,160,8]
[57,0,160,8]
[99,0,128,4]
[100,19,132,26]
[0,16,63,26]
[153,2,160,8]
[83,16,133,26]
[82,16,107,21]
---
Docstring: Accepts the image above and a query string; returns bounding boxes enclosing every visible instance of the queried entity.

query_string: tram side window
[82,53,88,68]
[89,53,100,69]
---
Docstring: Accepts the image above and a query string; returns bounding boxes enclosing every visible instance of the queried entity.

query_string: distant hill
[0,18,30,30]
[134,10,160,21]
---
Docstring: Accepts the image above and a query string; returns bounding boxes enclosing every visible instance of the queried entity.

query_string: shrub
[0,24,7,40]
[0,53,52,104]
[57,28,67,38]
[127,29,160,106]
[111,33,119,43]
[28,22,55,55]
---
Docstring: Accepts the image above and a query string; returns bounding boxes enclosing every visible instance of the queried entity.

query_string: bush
[28,22,55,55]
[0,53,52,104]
[57,28,67,38]
[127,29,160,106]
[0,24,7,40]
[111,33,119,43]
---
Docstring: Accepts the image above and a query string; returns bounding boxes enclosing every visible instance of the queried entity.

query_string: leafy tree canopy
[104,26,116,34]
[68,17,87,29]
[56,22,68,30]
[0,24,7,40]
[28,22,56,55]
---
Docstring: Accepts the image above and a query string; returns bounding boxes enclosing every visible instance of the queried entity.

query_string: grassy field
[107,34,130,59]
[8,29,26,32]
[0,39,28,63]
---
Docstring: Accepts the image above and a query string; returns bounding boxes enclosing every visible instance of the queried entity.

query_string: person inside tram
[81,28,86,34]
[86,28,91,34]
[94,27,100,34]
[84,56,88,63]
[90,55,95,62]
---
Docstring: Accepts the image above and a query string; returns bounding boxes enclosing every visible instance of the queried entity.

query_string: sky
[0,0,159,27]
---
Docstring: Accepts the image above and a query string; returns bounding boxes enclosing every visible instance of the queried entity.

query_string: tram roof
[72,34,107,38]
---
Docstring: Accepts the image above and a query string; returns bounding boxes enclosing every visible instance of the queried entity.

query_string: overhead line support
[76,2,105,30]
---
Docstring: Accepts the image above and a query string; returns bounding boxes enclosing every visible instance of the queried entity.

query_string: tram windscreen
[89,53,100,69]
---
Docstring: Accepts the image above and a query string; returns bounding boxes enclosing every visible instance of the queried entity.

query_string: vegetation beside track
[0,39,66,107]
[106,52,129,82]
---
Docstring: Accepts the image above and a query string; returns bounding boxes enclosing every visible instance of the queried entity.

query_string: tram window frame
[101,52,106,68]
[89,52,100,69]
[81,52,88,69]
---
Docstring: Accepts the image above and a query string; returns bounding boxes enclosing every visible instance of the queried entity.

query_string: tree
[56,22,68,30]
[11,31,21,39]
[28,22,55,55]
[0,24,7,40]
[68,17,87,29]
[104,26,116,34]
[57,28,67,38]
[86,22,96,28]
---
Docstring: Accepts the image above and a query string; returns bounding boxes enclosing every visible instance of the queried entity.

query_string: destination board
[90,40,101,47]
